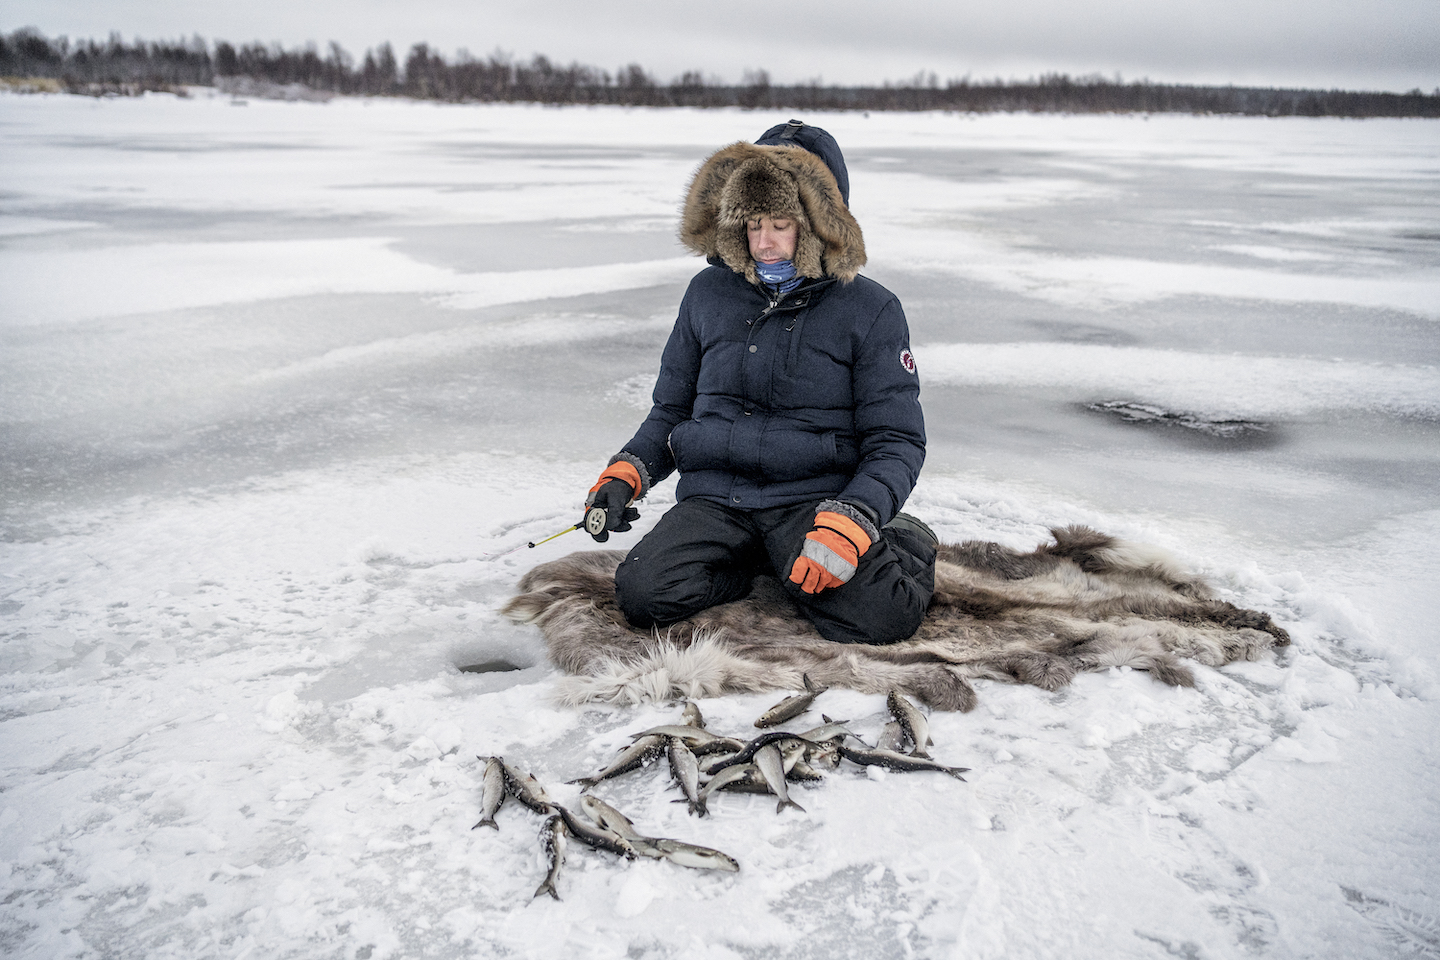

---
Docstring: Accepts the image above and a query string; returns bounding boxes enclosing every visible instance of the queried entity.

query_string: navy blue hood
[755,120,851,207]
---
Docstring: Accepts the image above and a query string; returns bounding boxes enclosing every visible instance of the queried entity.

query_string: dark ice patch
[1086,401,1275,444]
[456,660,524,674]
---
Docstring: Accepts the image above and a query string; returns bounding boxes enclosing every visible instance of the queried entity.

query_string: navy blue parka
[619,259,925,527]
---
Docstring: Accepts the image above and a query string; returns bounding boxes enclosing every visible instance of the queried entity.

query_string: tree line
[3,27,1437,118]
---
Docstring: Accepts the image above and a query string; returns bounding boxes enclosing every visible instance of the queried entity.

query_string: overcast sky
[7,0,1438,92]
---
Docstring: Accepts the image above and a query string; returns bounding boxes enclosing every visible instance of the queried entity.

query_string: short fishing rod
[485,506,611,560]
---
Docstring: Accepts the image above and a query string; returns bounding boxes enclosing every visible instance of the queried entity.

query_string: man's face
[747,217,798,263]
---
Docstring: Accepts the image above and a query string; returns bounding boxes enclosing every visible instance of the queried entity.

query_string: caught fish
[755,673,827,728]
[532,814,567,901]
[578,795,645,842]
[788,760,825,783]
[697,762,757,804]
[754,743,805,814]
[779,738,808,773]
[839,742,970,780]
[887,689,934,759]
[796,718,854,743]
[698,750,741,775]
[642,838,740,873]
[804,739,841,769]
[681,701,706,728]
[502,759,556,814]
[668,738,705,817]
[714,759,822,790]
[576,795,738,871]
[703,731,807,774]
[568,734,666,790]
[629,725,743,752]
[472,755,507,830]
[875,720,906,754]
[551,803,636,859]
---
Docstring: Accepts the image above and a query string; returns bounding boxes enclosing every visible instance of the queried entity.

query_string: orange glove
[788,509,874,595]
[584,460,644,542]
[587,460,642,502]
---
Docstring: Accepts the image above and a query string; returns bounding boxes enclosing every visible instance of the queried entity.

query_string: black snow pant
[613,498,937,645]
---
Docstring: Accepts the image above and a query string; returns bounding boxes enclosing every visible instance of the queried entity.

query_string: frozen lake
[2,92,1439,959]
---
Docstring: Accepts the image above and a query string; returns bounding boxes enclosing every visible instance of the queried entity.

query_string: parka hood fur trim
[680,142,866,284]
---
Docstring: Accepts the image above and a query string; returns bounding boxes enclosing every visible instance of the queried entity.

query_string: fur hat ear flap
[783,149,865,282]
[679,143,751,261]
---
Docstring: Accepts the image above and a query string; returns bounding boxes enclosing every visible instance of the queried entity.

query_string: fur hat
[679,121,866,284]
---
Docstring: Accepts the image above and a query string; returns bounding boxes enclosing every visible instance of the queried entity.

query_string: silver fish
[532,814,567,901]
[711,766,772,794]
[668,738,705,817]
[698,750,741,775]
[788,760,825,782]
[796,718,854,743]
[754,743,805,814]
[804,739,841,769]
[578,795,645,842]
[715,759,822,790]
[643,838,740,873]
[755,673,827,728]
[681,701,706,728]
[629,725,741,751]
[568,734,665,790]
[697,762,757,804]
[703,731,806,774]
[839,742,969,780]
[887,689,934,759]
[472,755,507,830]
[501,759,555,814]
[875,720,906,754]
[779,738,808,774]
[552,803,636,859]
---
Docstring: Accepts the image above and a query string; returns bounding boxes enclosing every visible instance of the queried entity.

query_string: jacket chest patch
[900,348,917,375]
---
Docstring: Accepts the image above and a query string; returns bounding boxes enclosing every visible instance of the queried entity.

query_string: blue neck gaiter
[755,259,803,296]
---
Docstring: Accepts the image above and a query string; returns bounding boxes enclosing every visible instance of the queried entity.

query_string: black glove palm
[586,479,640,542]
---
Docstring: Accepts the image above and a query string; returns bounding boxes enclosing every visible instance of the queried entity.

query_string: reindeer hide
[500,525,1289,711]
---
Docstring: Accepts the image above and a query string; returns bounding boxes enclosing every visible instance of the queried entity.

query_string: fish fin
[910,747,933,760]
[777,798,807,814]
[689,799,708,818]
[532,881,560,901]
[470,818,499,831]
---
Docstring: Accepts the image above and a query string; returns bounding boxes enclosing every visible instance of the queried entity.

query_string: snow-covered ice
[2,92,1438,959]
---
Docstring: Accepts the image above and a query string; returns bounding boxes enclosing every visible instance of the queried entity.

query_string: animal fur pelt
[679,141,866,285]
[501,526,1290,712]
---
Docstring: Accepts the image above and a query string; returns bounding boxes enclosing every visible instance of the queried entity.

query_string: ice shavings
[916,341,1440,419]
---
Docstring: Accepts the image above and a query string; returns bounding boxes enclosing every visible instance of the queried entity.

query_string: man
[584,120,936,645]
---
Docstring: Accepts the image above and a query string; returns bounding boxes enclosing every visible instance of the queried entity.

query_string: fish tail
[690,798,708,818]
[776,798,806,815]
[533,879,560,901]
[566,777,598,789]
[471,817,499,830]
[911,748,933,760]
[628,838,665,859]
